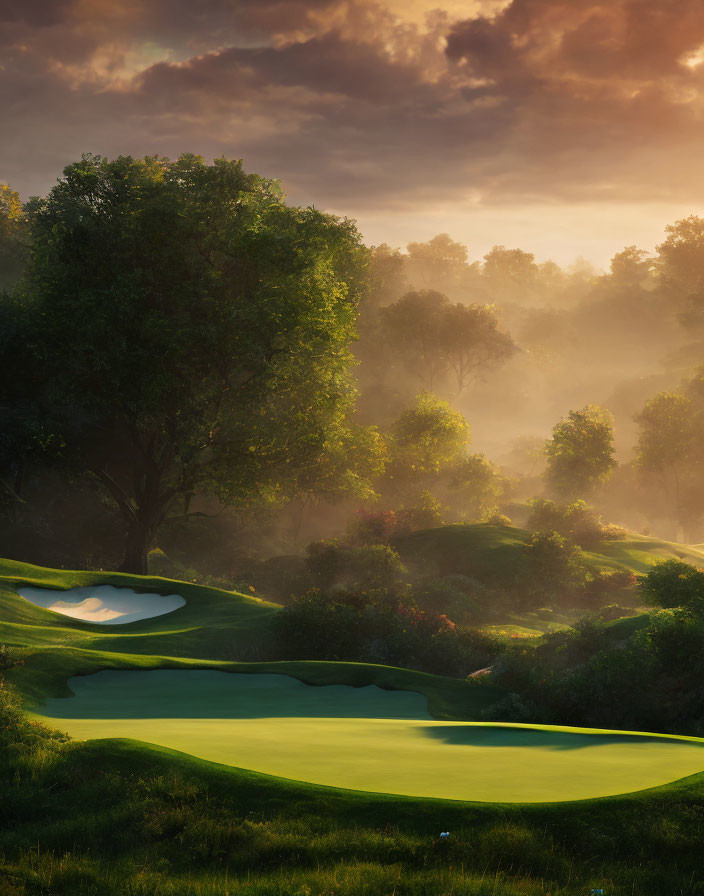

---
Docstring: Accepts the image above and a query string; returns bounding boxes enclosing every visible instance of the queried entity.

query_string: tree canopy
[379,289,515,393]
[17,154,368,572]
[545,404,616,501]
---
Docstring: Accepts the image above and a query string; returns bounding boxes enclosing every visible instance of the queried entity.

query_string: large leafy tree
[634,382,704,540]
[544,404,617,501]
[20,154,367,573]
[379,289,515,393]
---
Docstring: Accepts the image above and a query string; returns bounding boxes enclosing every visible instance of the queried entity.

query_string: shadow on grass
[418,725,696,750]
[37,669,433,720]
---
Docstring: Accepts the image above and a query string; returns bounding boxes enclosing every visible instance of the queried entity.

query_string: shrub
[349,509,398,545]
[273,588,500,676]
[517,530,589,606]
[526,498,611,547]
[639,559,704,611]
[305,540,408,595]
[485,512,512,527]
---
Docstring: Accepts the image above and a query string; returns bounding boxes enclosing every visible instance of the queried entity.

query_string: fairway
[33,670,704,803]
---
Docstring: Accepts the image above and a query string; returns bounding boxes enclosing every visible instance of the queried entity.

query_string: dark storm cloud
[2,0,704,211]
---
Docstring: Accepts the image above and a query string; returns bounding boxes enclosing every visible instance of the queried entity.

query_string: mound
[18,585,185,624]
[32,669,704,803]
[395,523,704,582]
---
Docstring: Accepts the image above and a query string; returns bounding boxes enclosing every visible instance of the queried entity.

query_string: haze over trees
[5,156,704,575]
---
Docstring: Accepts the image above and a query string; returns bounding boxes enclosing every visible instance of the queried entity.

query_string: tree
[379,289,515,393]
[445,453,507,522]
[364,244,407,310]
[440,302,516,393]
[653,216,704,334]
[639,559,704,612]
[379,290,450,390]
[545,404,616,500]
[525,498,611,548]
[390,392,470,478]
[481,246,540,304]
[405,233,474,294]
[634,389,704,540]
[20,154,368,573]
[0,185,28,291]
[520,530,588,605]
[609,246,652,286]
[285,423,387,540]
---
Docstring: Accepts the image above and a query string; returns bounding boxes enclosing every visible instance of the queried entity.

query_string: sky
[2,0,704,266]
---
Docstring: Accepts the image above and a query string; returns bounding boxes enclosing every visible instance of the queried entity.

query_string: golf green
[33,670,704,803]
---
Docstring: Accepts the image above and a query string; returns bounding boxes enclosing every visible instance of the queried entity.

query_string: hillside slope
[394,523,704,583]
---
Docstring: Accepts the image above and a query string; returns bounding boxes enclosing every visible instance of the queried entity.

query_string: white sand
[17,585,186,625]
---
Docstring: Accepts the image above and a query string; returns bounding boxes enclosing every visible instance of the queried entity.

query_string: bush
[526,498,611,547]
[349,509,399,545]
[583,570,639,609]
[305,540,408,595]
[517,530,589,607]
[273,588,500,676]
[485,512,512,527]
[413,575,486,623]
[484,608,704,733]
[639,559,704,611]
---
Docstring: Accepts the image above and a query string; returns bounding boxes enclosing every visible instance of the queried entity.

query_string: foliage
[0,184,28,289]
[485,607,704,736]
[544,404,616,500]
[349,509,400,544]
[387,393,470,486]
[656,215,704,329]
[634,388,704,538]
[413,574,488,624]
[519,531,589,606]
[349,493,444,545]
[16,154,367,572]
[305,540,409,595]
[379,290,515,393]
[485,512,512,526]
[639,559,704,611]
[445,453,508,523]
[295,424,388,505]
[525,498,615,548]
[273,587,498,676]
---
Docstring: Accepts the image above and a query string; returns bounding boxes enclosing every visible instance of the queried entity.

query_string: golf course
[5,559,704,805]
[28,668,704,803]
[7,555,704,894]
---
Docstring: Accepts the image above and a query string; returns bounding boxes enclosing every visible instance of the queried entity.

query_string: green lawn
[30,668,704,803]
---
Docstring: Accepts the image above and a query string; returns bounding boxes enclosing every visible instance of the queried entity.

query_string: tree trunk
[119,519,151,575]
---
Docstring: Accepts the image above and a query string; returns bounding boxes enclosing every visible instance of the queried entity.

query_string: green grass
[29,668,704,803]
[395,523,704,581]
[0,558,280,660]
[1,558,506,718]
[4,554,704,893]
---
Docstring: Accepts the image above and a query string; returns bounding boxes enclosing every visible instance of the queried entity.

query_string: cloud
[1,0,704,219]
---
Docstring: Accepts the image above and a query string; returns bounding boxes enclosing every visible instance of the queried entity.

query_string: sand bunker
[33,670,704,802]
[18,585,185,625]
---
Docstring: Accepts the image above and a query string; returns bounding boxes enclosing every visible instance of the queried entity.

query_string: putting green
[33,671,704,803]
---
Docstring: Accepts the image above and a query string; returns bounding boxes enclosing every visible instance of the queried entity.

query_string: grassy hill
[0,558,505,718]
[0,558,280,660]
[394,523,704,582]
